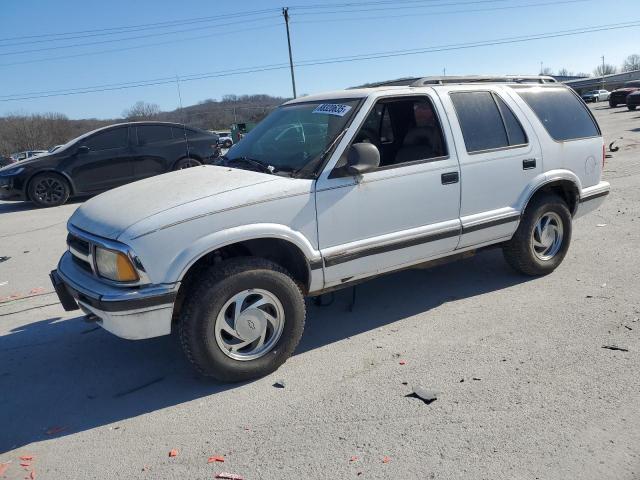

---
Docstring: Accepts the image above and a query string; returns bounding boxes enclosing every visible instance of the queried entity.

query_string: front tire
[179,257,306,382]
[174,158,202,170]
[28,172,70,207]
[503,194,572,276]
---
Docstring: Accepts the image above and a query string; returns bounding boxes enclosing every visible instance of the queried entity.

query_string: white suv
[51,76,610,382]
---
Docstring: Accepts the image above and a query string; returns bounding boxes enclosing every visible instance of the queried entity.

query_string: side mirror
[76,145,90,155]
[346,142,380,175]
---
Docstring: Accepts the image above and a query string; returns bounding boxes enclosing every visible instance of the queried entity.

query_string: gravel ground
[0,104,638,480]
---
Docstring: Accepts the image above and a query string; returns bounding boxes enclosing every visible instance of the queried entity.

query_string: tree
[122,101,160,120]
[556,68,574,77]
[540,67,554,75]
[594,63,617,77]
[622,54,640,72]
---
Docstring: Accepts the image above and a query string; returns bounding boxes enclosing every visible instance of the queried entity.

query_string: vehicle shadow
[0,248,529,453]
[0,197,87,215]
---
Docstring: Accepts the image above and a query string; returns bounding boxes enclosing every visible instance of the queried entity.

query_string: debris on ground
[401,381,408,385]
[382,456,391,463]
[30,470,36,479]
[45,425,67,435]
[215,473,244,480]
[624,325,632,331]
[272,380,285,389]
[168,449,179,457]
[0,463,9,476]
[349,456,359,462]
[602,345,629,352]
[0,281,7,287]
[609,141,619,152]
[19,457,33,462]
[472,377,481,381]
[0,256,10,263]
[399,360,406,365]
[208,456,225,463]
[596,224,607,227]
[20,462,31,467]
[406,386,438,405]
[459,378,465,383]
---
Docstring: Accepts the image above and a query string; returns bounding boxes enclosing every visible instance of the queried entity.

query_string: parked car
[626,90,640,110]
[50,76,609,382]
[609,80,640,107]
[10,150,48,162]
[0,122,219,207]
[581,89,610,103]
[217,132,233,148]
[0,155,15,167]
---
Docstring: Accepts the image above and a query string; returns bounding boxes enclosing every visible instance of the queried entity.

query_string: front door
[71,126,133,193]
[132,124,185,180]
[315,93,462,288]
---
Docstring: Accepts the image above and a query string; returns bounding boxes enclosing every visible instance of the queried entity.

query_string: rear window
[515,87,599,141]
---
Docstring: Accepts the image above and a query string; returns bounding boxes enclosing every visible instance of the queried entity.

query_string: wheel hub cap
[214,288,285,361]
[531,212,564,261]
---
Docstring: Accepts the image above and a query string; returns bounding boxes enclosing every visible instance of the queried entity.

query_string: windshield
[223,99,361,175]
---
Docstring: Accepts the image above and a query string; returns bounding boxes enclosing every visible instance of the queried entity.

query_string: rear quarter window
[515,87,600,141]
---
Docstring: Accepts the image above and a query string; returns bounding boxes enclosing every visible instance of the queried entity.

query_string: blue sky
[1,0,638,119]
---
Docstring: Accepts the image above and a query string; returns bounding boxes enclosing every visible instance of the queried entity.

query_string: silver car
[581,89,610,103]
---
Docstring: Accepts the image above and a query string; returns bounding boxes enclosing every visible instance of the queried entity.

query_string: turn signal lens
[95,247,139,282]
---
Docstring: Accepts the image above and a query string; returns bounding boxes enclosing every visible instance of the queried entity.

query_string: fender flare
[517,169,582,216]
[168,223,322,283]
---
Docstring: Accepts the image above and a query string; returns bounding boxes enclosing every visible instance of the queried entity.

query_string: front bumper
[0,178,24,201]
[51,251,179,339]
[575,181,610,219]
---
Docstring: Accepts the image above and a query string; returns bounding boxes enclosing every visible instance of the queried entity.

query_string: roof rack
[357,75,557,88]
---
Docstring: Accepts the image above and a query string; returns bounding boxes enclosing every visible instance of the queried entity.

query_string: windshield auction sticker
[312,104,352,116]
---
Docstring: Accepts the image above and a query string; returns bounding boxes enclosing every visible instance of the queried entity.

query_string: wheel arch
[170,225,322,309]
[25,169,76,199]
[520,171,581,217]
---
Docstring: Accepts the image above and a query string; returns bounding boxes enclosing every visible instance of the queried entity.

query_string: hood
[69,166,279,240]
[613,87,638,93]
[0,154,51,172]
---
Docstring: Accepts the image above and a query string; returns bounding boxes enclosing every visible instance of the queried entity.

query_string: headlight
[95,247,139,282]
[0,166,24,176]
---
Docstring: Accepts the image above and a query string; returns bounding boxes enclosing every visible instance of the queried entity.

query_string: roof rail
[357,75,557,88]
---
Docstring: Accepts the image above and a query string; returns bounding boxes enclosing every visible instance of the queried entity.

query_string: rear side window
[85,127,128,151]
[515,87,599,141]
[450,91,527,153]
[137,125,173,145]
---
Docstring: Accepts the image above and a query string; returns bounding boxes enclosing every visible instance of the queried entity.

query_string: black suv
[0,122,219,207]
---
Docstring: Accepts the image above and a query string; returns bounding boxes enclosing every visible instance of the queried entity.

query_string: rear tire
[179,257,306,382]
[628,105,637,111]
[174,158,202,170]
[223,139,232,148]
[609,101,617,108]
[28,172,70,208]
[502,194,572,276]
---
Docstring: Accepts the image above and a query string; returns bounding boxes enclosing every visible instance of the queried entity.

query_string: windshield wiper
[217,156,276,174]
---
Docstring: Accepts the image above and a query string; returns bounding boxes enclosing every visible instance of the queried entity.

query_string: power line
[292,0,506,15]
[289,0,505,10]
[0,15,281,56]
[2,20,638,103]
[0,8,279,44]
[292,0,588,24]
[0,22,282,68]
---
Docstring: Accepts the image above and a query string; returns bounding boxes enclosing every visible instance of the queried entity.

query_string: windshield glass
[224,99,361,174]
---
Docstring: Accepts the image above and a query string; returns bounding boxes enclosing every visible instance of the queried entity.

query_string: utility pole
[540,61,543,75]
[443,67,446,77]
[601,55,605,90]
[282,7,297,99]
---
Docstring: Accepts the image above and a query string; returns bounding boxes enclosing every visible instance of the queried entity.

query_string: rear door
[71,126,133,193]
[437,86,542,248]
[133,124,185,179]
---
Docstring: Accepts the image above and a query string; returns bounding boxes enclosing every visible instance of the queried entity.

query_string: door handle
[441,171,459,185]
[522,158,537,170]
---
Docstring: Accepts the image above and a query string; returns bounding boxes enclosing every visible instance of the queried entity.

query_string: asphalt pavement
[0,104,638,479]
